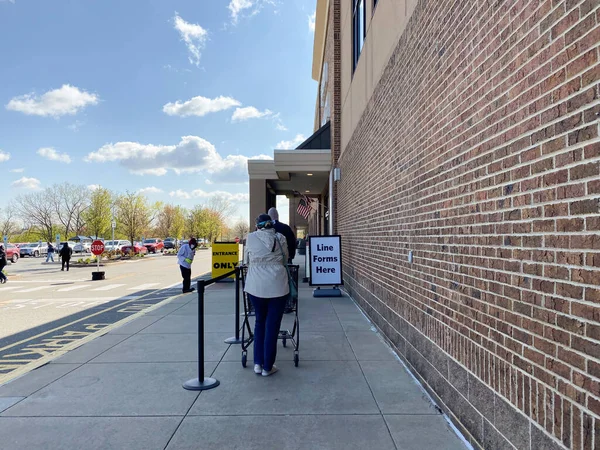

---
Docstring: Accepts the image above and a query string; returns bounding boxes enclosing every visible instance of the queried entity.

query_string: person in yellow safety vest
[177,237,197,293]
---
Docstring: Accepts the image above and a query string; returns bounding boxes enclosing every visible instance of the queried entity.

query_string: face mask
[190,245,196,250]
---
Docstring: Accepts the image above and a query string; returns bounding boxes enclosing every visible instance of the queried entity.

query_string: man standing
[177,237,197,293]
[59,243,72,271]
[0,244,7,283]
[268,207,296,264]
[46,242,55,263]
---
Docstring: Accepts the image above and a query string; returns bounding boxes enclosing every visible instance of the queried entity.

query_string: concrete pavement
[0,263,469,449]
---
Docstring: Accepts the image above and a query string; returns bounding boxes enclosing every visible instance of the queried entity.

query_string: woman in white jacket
[244,214,289,376]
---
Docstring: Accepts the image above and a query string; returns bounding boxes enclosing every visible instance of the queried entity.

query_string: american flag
[297,195,313,219]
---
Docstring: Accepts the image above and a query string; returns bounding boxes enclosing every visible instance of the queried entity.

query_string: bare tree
[49,183,90,239]
[232,220,249,240]
[15,191,56,242]
[0,203,19,238]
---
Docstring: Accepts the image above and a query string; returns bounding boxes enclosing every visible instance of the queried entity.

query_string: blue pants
[248,293,287,371]
[46,252,54,262]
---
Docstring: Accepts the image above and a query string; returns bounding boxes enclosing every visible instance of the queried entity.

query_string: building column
[249,179,268,228]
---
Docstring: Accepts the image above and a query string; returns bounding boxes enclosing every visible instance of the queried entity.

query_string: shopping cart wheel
[294,352,299,367]
[282,338,287,348]
[242,351,247,368]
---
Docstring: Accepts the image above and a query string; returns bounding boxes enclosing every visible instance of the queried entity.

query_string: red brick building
[251,1,600,448]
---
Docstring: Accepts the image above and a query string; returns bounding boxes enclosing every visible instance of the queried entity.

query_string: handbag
[275,236,297,300]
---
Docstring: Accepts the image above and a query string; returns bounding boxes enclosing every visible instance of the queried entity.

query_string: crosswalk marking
[91,284,125,291]
[13,286,50,293]
[0,286,23,292]
[128,283,160,291]
[56,285,89,292]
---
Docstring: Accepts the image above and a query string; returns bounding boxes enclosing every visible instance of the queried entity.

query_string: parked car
[19,242,48,258]
[121,242,148,255]
[73,240,92,253]
[104,240,131,252]
[164,237,176,249]
[4,243,19,263]
[14,242,28,248]
[142,238,164,253]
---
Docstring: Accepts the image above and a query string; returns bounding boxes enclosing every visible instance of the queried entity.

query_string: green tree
[115,191,152,244]
[82,188,112,239]
[169,205,187,239]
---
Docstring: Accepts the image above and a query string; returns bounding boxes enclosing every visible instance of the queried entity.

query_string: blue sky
[0,0,318,223]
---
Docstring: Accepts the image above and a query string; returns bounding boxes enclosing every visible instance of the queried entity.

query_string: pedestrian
[46,241,55,263]
[177,237,197,293]
[59,243,72,271]
[244,213,289,377]
[0,244,7,284]
[267,207,296,264]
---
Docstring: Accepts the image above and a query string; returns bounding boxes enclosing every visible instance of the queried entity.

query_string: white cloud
[37,147,72,164]
[174,13,208,66]
[228,0,275,23]
[85,135,271,182]
[0,1,16,4]
[6,84,99,118]
[276,134,306,149]
[231,106,273,122]
[275,123,287,131]
[10,168,24,173]
[87,184,101,191]
[308,12,316,32]
[163,95,240,117]
[11,177,40,189]
[170,189,249,203]
[68,120,85,131]
[138,186,163,195]
[0,150,10,163]
[205,179,213,185]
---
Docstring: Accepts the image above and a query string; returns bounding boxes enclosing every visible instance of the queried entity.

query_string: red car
[4,243,19,263]
[142,238,164,253]
[121,242,148,255]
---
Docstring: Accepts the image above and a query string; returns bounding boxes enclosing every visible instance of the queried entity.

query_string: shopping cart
[240,264,300,367]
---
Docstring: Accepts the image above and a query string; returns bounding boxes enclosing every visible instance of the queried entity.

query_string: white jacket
[243,229,289,298]
[177,243,195,269]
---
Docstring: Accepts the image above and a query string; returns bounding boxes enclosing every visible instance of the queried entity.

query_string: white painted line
[56,285,89,292]
[1,279,88,283]
[91,284,125,292]
[0,286,23,292]
[2,296,141,303]
[128,283,160,291]
[13,286,52,293]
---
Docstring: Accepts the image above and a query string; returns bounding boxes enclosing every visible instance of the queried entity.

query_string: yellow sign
[212,242,240,279]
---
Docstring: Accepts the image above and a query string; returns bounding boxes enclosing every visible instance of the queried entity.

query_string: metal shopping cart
[240,264,300,367]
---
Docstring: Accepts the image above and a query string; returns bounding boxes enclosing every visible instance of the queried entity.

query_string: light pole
[111,207,116,244]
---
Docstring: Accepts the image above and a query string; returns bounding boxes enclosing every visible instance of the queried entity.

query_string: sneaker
[254,364,262,374]
[262,365,278,377]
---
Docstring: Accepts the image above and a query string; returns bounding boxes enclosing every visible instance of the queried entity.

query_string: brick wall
[337,1,600,449]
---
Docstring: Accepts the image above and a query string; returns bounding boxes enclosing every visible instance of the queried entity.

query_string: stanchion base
[224,337,249,344]
[183,377,220,391]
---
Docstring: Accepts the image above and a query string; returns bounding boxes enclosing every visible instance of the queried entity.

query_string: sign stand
[309,235,343,298]
[91,240,106,281]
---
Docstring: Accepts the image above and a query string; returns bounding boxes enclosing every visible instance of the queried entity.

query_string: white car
[73,240,92,253]
[19,242,48,258]
[104,240,131,252]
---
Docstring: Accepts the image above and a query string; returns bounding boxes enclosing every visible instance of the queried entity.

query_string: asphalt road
[0,248,217,381]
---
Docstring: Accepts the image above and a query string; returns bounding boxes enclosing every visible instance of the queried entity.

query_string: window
[373,0,378,12]
[320,61,330,126]
[353,0,366,72]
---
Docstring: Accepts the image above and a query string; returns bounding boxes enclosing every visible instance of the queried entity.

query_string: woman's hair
[255,213,273,229]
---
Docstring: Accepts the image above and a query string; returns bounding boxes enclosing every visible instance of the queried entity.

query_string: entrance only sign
[309,235,343,286]
[211,242,240,279]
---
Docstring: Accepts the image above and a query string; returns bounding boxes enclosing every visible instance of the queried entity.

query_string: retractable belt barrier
[182,268,236,391]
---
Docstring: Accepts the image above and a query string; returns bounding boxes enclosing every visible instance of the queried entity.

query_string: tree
[50,183,90,238]
[0,204,19,239]
[170,206,186,239]
[82,187,113,239]
[115,191,152,244]
[15,191,56,242]
[232,219,249,241]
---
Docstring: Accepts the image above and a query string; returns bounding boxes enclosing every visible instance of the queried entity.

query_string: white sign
[309,235,343,286]
[111,221,116,229]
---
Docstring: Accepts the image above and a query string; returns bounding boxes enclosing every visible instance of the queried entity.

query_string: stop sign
[91,240,105,256]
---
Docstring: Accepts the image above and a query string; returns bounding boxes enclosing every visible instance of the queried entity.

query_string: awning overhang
[248,149,331,196]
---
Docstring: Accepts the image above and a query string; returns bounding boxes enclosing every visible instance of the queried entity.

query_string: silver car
[19,242,49,258]
[73,240,92,253]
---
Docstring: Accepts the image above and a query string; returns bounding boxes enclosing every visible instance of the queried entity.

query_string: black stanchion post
[183,279,220,391]
[225,266,245,344]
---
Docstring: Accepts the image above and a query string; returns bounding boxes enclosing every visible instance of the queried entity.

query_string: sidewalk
[0,265,469,449]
